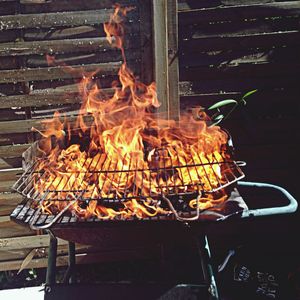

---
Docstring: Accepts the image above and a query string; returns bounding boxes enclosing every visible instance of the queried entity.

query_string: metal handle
[162,192,202,222]
[29,190,85,230]
[29,199,77,230]
[238,181,298,218]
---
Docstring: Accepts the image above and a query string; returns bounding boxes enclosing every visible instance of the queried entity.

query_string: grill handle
[238,181,298,218]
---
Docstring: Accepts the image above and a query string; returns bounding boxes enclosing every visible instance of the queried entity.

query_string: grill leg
[63,241,76,284]
[46,230,57,287]
[195,235,220,300]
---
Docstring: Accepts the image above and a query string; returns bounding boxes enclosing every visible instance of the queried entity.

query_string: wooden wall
[177,0,300,200]
[0,0,153,272]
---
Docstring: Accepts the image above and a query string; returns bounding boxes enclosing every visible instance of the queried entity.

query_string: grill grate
[13,148,244,202]
[11,145,245,228]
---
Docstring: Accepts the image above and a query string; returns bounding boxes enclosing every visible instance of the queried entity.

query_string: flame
[31,5,231,221]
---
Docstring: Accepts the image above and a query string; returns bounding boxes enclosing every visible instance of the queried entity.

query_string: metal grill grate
[11,145,245,228]
[12,148,244,202]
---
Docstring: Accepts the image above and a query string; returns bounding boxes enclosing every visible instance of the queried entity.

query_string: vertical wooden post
[152,0,169,118]
[167,0,180,120]
[152,0,179,120]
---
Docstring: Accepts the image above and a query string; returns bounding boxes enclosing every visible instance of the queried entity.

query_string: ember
[14,5,244,222]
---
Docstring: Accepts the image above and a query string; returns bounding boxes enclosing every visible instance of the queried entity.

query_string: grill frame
[11,187,247,247]
[11,136,245,229]
[12,145,244,201]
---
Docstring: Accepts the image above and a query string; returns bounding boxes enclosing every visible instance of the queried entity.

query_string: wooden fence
[0,0,154,272]
[177,0,299,200]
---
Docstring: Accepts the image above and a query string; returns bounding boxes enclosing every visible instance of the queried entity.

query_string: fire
[32,5,231,221]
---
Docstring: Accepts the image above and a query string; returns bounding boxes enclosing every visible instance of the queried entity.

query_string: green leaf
[213,114,224,121]
[208,99,238,110]
[242,89,257,100]
[17,249,37,275]
[210,114,224,127]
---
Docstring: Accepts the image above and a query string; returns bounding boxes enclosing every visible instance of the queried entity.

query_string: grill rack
[13,149,244,201]
[11,144,245,228]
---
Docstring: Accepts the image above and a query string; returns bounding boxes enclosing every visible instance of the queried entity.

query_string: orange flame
[32,5,231,220]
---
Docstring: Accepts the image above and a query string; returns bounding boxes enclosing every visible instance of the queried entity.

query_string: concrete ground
[0,286,44,300]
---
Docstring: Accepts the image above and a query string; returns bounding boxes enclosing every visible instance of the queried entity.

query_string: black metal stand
[63,241,76,284]
[46,231,76,289]
[195,235,220,300]
[44,230,219,299]
[46,230,57,287]
[45,182,298,300]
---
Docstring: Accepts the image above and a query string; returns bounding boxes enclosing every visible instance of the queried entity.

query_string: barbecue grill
[9,137,298,300]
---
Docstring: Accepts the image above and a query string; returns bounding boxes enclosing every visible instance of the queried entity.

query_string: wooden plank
[178,0,220,11]
[152,0,169,116]
[0,219,33,238]
[0,180,16,192]
[0,216,10,222]
[20,0,52,3]
[0,158,22,170]
[0,144,30,158]
[0,242,94,264]
[0,246,159,271]
[187,16,300,39]
[24,24,139,41]
[0,134,27,148]
[0,37,112,57]
[0,234,67,251]
[178,1,300,25]
[0,83,24,97]
[178,0,297,11]
[0,88,115,109]
[181,31,300,52]
[0,62,122,84]
[0,245,64,263]
[1,88,115,109]
[0,192,22,205]
[179,62,300,81]
[180,91,241,104]
[24,25,99,41]
[0,91,80,109]
[180,87,299,109]
[0,113,95,134]
[0,9,113,30]
[25,48,140,68]
[0,192,22,216]
[167,0,180,120]
[0,168,21,181]
[180,46,300,68]
[0,254,74,271]
[20,0,137,13]
[26,53,100,68]
[179,74,300,94]
[181,22,300,53]
[0,1,16,16]
[0,57,18,70]
[0,30,18,43]
[0,118,58,134]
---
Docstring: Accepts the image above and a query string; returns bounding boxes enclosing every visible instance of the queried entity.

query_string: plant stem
[222,103,239,121]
